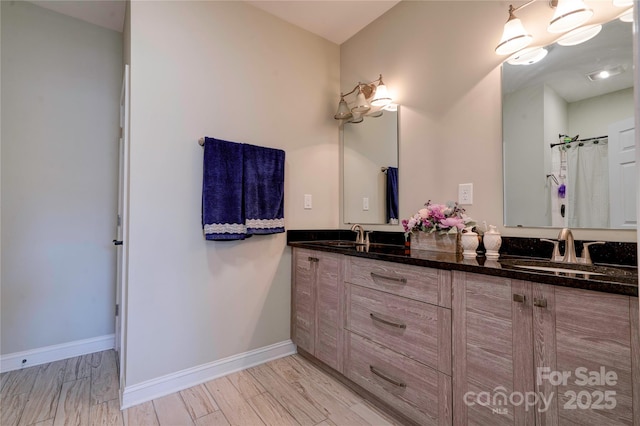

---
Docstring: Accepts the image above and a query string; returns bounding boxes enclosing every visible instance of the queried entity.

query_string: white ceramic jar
[483,225,502,259]
[461,227,479,258]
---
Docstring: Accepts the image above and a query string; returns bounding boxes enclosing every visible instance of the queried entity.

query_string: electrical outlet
[304,194,312,209]
[363,197,369,211]
[459,183,473,205]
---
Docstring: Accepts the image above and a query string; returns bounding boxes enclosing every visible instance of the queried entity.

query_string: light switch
[304,194,312,209]
[363,197,369,211]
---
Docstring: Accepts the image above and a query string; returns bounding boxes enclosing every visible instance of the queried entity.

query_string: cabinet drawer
[345,257,450,307]
[346,283,451,374]
[346,332,451,426]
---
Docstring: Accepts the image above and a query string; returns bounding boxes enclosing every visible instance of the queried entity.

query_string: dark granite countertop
[287,230,638,297]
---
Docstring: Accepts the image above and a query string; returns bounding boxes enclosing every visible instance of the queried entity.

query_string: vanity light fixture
[548,0,593,33]
[496,0,597,57]
[495,4,533,55]
[334,74,394,123]
[507,46,548,65]
[334,95,352,120]
[352,85,371,113]
[556,23,602,46]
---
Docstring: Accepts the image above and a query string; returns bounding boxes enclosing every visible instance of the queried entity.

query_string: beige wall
[126,0,339,385]
[1,1,122,355]
[340,1,636,242]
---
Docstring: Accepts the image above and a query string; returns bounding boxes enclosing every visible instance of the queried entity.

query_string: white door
[609,117,636,229]
[115,64,130,389]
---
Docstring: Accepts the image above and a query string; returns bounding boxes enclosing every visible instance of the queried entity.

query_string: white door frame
[116,64,130,395]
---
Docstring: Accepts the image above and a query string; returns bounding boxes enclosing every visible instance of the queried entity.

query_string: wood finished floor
[1,350,399,426]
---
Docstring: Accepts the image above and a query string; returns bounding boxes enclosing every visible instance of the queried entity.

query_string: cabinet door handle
[534,298,548,308]
[370,272,407,284]
[513,294,526,303]
[369,365,407,388]
[307,256,319,263]
[370,313,407,329]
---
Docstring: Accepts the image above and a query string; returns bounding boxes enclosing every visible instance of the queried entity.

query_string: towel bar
[198,137,205,146]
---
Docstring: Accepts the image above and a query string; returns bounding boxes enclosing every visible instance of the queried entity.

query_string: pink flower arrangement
[402,200,474,237]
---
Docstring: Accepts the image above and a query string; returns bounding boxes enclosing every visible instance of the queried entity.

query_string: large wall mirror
[343,108,399,224]
[503,17,634,230]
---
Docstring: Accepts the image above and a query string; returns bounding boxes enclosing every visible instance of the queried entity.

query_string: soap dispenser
[461,227,479,258]
[483,225,502,259]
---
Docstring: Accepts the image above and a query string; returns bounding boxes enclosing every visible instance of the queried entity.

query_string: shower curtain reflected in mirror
[566,142,609,228]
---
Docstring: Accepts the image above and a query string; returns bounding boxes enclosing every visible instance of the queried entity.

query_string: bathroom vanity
[288,232,639,426]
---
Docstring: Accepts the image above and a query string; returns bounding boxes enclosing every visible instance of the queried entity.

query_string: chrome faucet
[350,224,366,245]
[557,228,577,263]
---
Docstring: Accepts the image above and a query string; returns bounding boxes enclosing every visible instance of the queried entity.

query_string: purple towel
[243,143,285,235]
[201,137,246,240]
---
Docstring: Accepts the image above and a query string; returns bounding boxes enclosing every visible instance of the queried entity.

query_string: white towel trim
[204,223,247,234]
[245,218,284,229]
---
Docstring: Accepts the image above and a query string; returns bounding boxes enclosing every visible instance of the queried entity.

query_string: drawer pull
[369,313,407,329]
[513,294,526,304]
[534,298,548,308]
[369,365,407,388]
[370,272,407,284]
[307,256,319,263]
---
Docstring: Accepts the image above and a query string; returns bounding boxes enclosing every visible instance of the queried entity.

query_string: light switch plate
[459,183,473,205]
[363,197,369,211]
[304,194,312,209]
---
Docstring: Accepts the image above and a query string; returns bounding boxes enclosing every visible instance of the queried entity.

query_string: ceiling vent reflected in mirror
[586,65,625,82]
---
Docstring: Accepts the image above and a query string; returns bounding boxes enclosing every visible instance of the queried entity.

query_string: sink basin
[499,258,636,279]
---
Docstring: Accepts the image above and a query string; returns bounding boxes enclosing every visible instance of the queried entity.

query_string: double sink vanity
[288,230,639,425]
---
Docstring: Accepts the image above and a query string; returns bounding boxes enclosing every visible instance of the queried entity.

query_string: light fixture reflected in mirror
[507,46,548,65]
[350,112,364,124]
[334,74,395,123]
[618,8,633,22]
[556,23,602,46]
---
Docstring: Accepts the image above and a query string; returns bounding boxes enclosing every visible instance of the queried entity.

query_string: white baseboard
[0,334,115,373]
[121,339,296,409]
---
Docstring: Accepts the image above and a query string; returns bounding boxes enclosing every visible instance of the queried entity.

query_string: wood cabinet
[452,271,640,425]
[344,257,452,425]
[291,248,343,372]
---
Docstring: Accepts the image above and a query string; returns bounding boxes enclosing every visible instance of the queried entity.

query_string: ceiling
[28,0,127,33]
[28,0,400,44]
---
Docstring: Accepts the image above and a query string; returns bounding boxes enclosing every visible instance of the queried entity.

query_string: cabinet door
[534,285,639,425]
[452,272,535,425]
[315,251,342,372]
[292,248,316,354]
